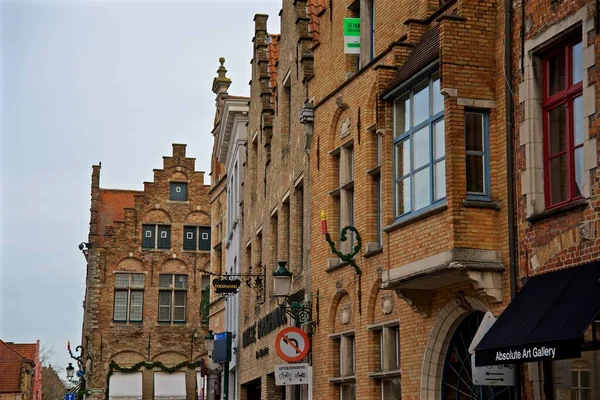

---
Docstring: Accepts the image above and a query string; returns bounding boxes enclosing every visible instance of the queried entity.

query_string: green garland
[324,225,362,275]
[105,359,205,400]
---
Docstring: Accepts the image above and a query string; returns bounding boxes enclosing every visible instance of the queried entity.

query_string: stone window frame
[328,330,356,383]
[158,274,188,324]
[464,110,491,200]
[329,140,355,253]
[519,6,596,218]
[112,272,145,323]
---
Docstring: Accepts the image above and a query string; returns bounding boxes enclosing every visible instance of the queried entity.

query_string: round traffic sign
[275,327,310,363]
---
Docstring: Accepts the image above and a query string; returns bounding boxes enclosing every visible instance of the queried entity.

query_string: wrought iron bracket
[202,263,267,304]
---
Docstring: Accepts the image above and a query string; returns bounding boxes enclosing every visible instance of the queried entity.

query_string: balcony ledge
[381,248,504,317]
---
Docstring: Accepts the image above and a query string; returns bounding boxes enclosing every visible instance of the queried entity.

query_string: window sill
[141,248,171,252]
[182,249,210,254]
[156,322,188,326]
[367,165,381,176]
[384,202,448,233]
[463,198,501,210]
[368,369,401,379]
[364,244,383,258]
[168,200,190,203]
[527,198,589,224]
[325,258,348,273]
[328,375,356,384]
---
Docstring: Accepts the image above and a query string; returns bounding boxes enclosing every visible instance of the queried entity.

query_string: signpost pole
[223,360,229,400]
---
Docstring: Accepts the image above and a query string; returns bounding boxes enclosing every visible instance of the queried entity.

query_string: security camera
[79,243,85,251]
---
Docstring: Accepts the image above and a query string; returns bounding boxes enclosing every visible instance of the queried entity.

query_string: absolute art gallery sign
[475,338,582,367]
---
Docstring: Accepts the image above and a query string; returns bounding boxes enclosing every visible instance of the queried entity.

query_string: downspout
[505,0,522,398]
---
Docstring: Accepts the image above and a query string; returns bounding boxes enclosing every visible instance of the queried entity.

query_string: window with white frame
[142,225,171,250]
[393,72,445,217]
[158,274,187,323]
[113,273,144,322]
[331,143,354,252]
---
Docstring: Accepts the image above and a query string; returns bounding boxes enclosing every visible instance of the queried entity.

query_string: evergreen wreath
[324,225,362,276]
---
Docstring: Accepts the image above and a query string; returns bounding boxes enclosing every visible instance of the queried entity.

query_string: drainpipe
[505,0,522,398]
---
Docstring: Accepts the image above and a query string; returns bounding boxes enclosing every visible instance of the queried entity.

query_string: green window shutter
[199,227,211,251]
[142,225,155,248]
[170,182,188,201]
[183,226,197,250]
[157,226,171,249]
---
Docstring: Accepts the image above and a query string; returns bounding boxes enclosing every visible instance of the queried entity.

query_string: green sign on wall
[344,18,360,54]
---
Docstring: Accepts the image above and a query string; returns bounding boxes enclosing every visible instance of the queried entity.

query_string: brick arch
[328,103,350,148]
[364,78,378,127]
[185,210,211,225]
[141,208,172,223]
[419,296,489,399]
[110,350,146,366]
[160,258,188,272]
[116,257,143,270]
[151,350,188,364]
[366,276,382,324]
[170,171,189,181]
[326,289,350,333]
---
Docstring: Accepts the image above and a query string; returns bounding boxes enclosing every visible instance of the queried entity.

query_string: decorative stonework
[340,304,351,325]
[381,294,394,315]
[340,117,351,139]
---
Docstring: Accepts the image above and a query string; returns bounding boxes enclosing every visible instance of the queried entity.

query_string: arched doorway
[441,311,514,399]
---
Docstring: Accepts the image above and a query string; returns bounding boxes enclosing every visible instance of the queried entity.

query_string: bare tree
[40,345,67,400]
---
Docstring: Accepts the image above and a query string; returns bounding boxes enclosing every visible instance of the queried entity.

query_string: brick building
[233,2,313,399]
[306,0,513,399]
[472,0,600,399]
[0,340,41,400]
[208,58,250,399]
[79,145,211,400]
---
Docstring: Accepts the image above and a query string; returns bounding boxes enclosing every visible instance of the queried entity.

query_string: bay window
[393,72,445,217]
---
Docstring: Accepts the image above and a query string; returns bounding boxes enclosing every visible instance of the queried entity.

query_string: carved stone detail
[381,294,394,315]
[394,289,432,318]
[463,270,503,303]
[340,304,351,325]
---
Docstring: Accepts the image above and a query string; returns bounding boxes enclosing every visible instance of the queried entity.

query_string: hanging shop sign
[469,312,515,386]
[343,18,360,54]
[275,327,310,363]
[213,278,241,294]
[274,363,311,386]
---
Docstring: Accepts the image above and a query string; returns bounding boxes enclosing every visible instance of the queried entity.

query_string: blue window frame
[465,111,490,199]
[393,72,445,218]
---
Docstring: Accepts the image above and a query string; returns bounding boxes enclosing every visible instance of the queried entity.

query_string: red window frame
[542,38,583,209]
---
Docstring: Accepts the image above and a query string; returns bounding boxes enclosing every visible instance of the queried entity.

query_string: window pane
[580,371,590,387]
[412,126,429,169]
[396,179,410,216]
[571,371,579,386]
[340,383,355,400]
[548,49,566,96]
[381,378,401,400]
[574,95,583,145]
[130,274,145,288]
[572,41,583,85]
[413,167,430,210]
[394,94,410,135]
[550,154,568,204]
[465,113,484,152]
[434,119,445,160]
[158,292,171,322]
[435,159,446,200]
[159,274,172,289]
[113,291,128,321]
[466,154,485,193]
[548,104,567,155]
[575,146,585,197]
[115,273,129,289]
[129,291,143,322]
[395,140,410,178]
[174,292,186,322]
[175,275,188,289]
[413,80,430,126]
[432,74,443,115]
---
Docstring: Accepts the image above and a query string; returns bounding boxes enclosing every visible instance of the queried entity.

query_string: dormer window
[170,182,188,201]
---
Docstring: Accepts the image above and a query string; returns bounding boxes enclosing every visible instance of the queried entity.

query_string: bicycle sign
[274,363,310,386]
[275,327,310,363]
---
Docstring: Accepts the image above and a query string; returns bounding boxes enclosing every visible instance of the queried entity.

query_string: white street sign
[275,363,310,386]
[469,311,515,387]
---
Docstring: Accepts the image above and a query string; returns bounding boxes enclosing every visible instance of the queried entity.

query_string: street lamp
[66,363,75,381]
[272,261,312,325]
[204,330,214,358]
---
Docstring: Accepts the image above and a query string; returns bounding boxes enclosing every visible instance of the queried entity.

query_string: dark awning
[474,262,600,366]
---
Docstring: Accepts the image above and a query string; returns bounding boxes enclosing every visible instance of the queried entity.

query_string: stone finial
[212,57,232,96]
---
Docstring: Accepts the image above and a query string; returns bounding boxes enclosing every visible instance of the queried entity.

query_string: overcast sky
[0,0,280,377]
